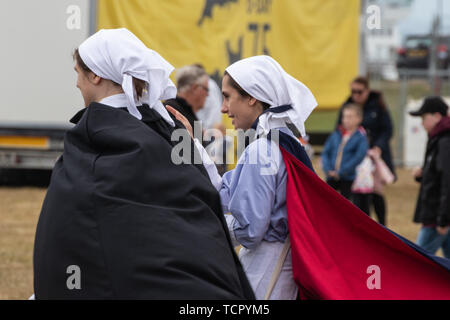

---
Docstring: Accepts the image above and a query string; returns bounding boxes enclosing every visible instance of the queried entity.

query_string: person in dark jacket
[165,64,210,133]
[322,103,369,200]
[337,76,394,226]
[409,96,450,258]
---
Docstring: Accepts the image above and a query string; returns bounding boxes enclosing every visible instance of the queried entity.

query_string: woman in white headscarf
[33,28,254,300]
[72,28,177,123]
[168,55,317,300]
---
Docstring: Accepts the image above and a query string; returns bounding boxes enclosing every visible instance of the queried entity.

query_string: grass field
[0,157,432,300]
[0,187,45,299]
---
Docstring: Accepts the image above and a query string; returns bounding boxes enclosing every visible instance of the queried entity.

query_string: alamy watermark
[170,122,282,176]
[366,265,381,290]
[66,265,81,290]
[366,4,381,30]
[66,5,81,30]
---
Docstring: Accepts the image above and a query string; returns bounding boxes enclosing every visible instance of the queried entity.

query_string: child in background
[321,103,369,200]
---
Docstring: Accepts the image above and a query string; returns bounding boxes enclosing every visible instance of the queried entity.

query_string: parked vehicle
[0,1,91,171]
[397,35,450,70]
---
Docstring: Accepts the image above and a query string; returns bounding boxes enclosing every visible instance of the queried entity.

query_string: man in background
[410,96,450,258]
[165,64,209,131]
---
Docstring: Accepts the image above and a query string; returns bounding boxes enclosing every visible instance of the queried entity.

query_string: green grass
[305,110,338,133]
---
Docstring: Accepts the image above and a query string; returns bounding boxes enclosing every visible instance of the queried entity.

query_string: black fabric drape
[33,102,254,300]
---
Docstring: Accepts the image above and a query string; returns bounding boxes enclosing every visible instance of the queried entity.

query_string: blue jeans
[416,226,450,258]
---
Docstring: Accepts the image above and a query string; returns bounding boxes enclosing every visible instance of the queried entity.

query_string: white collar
[99,93,129,109]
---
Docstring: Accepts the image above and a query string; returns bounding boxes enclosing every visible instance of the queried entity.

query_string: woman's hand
[166,105,193,138]
[369,146,382,158]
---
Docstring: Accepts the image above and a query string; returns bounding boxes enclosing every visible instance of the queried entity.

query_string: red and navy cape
[274,129,450,300]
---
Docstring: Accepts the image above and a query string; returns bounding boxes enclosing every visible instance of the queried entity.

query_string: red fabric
[429,116,450,138]
[280,147,450,300]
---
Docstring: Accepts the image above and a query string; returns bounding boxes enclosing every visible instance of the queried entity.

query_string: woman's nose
[221,102,228,114]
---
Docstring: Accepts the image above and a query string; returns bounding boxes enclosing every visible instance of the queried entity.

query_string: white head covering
[78,28,176,126]
[225,55,317,137]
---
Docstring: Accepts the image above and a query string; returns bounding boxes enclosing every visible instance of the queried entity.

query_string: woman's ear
[87,72,101,85]
[248,96,258,106]
[248,97,265,114]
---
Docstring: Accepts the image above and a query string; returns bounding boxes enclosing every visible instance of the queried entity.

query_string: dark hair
[350,76,387,110]
[224,71,270,110]
[73,48,147,100]
[73,48,91,73]
[132,78,147,100]
[352,76,370,89]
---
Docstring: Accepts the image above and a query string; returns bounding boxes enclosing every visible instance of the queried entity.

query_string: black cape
[33,102,254,300]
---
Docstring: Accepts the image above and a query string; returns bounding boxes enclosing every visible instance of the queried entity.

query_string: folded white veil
[78,28,176,126]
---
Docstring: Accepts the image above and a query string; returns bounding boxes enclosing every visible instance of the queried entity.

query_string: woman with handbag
[337,76,395,226]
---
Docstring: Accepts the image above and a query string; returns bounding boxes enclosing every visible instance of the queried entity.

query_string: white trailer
[0,0,94,170]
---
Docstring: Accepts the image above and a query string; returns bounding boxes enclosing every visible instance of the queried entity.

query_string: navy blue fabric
[251,105,293,131]
[269,130,315,173]
[387,228,450,272]
[250,104,314,173]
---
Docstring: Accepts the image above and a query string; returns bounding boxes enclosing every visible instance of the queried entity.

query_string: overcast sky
[397,0,450,37]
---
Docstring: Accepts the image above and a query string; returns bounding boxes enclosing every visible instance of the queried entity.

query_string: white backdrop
[0,0,90,127]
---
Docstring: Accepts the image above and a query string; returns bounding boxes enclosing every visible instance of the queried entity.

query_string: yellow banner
[98,0,360,110]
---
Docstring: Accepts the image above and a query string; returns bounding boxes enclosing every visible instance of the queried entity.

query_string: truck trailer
[0,0,93,172]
